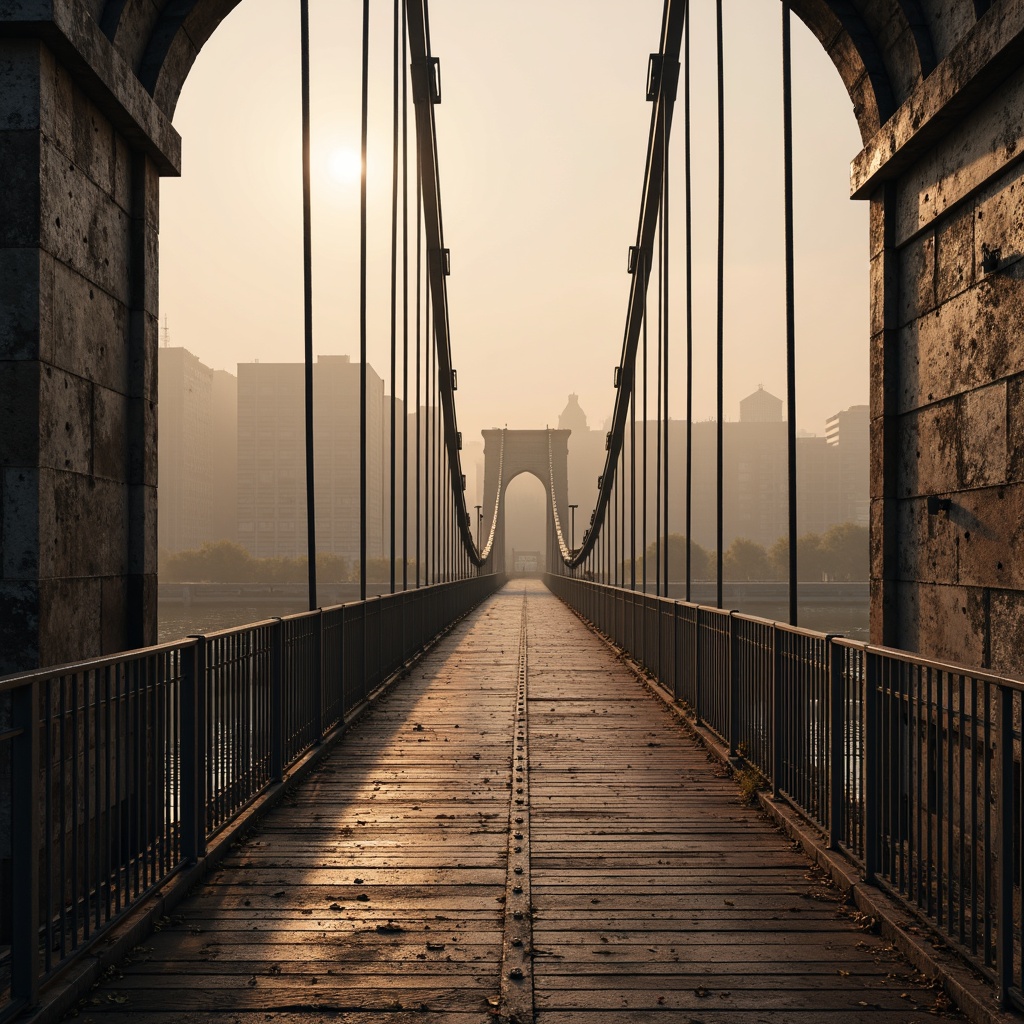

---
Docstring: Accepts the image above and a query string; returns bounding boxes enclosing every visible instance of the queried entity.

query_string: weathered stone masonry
[2,0,1024,673]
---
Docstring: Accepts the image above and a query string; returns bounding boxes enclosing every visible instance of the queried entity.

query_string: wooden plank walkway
[68,579,960,1023]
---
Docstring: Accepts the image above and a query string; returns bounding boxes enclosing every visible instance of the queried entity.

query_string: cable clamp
[646,53,663,101]
[412,56,442,104]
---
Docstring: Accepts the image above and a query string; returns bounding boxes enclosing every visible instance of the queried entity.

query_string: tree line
[625,523,868,582]
[160,541,407,584]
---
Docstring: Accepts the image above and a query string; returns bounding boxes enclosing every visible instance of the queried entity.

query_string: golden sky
[159,0,867,442]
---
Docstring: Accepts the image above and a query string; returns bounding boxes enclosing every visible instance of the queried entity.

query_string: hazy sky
[160,0,867,444]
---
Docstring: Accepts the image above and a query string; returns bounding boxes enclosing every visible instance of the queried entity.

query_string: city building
[826,404,870,526]
[556,389,869,563]
[158,347,237,553]
[236,355,384,562]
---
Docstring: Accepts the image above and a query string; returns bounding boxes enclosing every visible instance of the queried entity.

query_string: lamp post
[569,504,578,554]
[474,505,482,551]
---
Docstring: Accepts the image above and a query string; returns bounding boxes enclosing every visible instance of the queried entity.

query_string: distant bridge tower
[481,430,570,574]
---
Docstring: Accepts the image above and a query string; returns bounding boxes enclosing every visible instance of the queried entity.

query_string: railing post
[728,612,739,758]
[693,610,702,726]
[11,679,40,1009]
[863,650,880,884]
[770,627,781,799]
[181,637,207,863]
[997,685,1014,1007]
[270,619,284,783]
[315,609,324,744]
[828,641,844,851]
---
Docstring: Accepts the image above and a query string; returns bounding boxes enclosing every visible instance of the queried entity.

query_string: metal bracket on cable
[646,53,663,101]
[627,246,640,274]
[412,56,442,104]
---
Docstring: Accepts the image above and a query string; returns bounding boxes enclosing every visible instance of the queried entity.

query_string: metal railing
[546,572,1024,1010]
[0,573,505,1020]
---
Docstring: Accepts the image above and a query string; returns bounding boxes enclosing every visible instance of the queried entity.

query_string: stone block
[38,362,93,474]
[125,393,156,486]
[43,60,118,205]
[100,574,128,654]
[42,470,127,578]
[92,383,127,483]
[1,467,38,578]
[152,31,198,118]
[0,249,42,360]
[869,197,886,260]
[132,201,158,316]
[869,251,886,338]
[989,589,1024,678]
[926,0,977,65]
[39,137,132,302]
[895,495,958,585]
[869,497,887,581]
[113,132,132,214]
[128,483,157,575]
[0,39,41,131]
[129,308,158,401]
[935,202,975,306]
[1007,374,1024,483]
[959,382,1006,489]
[897,230,935,327]
[949,484,1024,590]
[0,129,39,246]
[898,290,982,413]
[49,256,130,393]
[37,575,103,668]
[0,360,39,466]
[897,400,959,497]
[897,580,987,667]
[0,581,38,675]
[896,65,1024,244]
[974,161,1024,277]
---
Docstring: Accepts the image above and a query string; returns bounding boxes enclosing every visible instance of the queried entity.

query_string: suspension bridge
[3,0,1024,1020]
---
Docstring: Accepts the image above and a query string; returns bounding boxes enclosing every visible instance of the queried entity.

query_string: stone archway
[4,0,1024,672]
[480,430,570,576]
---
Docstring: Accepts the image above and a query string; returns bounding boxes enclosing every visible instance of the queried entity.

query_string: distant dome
[558,393,589,434]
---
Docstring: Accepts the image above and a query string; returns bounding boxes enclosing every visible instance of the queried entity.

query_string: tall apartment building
[236,355,384,562]
[158,347,238,553]
[826,404,870,526]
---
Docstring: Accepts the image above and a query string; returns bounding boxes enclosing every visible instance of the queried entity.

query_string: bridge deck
[72,580,958,1023]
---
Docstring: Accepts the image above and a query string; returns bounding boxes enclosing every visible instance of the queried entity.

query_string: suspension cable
[405,0,683,575]
[402,0,409,591]
[656,224,662,596]
[300,0,317,610]
[415,164,422,587]
[684,0,692,602]
[662,88,671,595]
[359,0,369,602]
[642,254,648,593]
[561,2,684,570]
[715,0,725,610]
[389,0,400,593]
[783,0,798,625]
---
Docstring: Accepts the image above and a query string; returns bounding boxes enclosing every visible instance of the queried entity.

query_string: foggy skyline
[159,0,868,453]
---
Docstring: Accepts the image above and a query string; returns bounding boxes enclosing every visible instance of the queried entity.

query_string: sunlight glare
[327,146,362,186]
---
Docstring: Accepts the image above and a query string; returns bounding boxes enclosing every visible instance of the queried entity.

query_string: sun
[327,146,362,186]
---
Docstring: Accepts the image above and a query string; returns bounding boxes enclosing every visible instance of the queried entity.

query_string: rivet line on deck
[498,593,534,1020]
